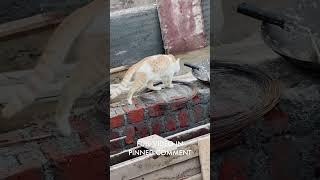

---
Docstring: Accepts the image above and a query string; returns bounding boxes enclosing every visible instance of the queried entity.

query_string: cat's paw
[153,86,162,91]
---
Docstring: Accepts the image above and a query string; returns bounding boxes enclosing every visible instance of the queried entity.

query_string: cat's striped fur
[111,54,180,104]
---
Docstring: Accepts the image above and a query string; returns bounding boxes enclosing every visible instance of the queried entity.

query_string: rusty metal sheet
[157,0,207,54]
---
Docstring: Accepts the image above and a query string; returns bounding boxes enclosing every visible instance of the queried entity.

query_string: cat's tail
[110,64,138,99]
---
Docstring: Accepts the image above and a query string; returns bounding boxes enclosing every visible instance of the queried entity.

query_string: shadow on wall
[216,0,294,44]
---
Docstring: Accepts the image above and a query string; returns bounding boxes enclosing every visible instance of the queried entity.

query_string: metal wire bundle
[212,61,280,151]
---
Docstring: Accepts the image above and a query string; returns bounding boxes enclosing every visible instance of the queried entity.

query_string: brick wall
[110,82,210,154]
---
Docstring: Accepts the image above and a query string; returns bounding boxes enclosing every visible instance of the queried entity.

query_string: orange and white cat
[111,54,180,104]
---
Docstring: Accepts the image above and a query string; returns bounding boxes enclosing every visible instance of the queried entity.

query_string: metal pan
[184,59,210,84]
[237,2,320,70]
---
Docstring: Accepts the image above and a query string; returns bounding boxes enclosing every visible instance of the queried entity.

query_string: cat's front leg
[167,75,174,88]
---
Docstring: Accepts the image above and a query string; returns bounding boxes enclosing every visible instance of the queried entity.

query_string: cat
[1,0,106,136]
[111,54,180,105]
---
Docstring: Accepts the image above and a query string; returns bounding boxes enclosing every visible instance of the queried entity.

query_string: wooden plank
[110,134,209,179]
[0,14,64,39]
[198,135,210,180]
[185,173,202,180]
[110,123,209,165]
[132,157,201,180]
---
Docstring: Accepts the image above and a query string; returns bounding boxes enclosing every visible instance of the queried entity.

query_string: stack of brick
[110,82,210,154]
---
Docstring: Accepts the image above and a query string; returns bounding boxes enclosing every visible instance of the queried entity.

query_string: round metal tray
[212,62,280,150]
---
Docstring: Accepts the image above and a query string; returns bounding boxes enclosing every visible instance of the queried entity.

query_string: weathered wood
[0,14,64,39]
[110,134,209,179]
[132,157,201,180]
[110,123,209,165]
[198,135,210,180]
[185,173,202,180]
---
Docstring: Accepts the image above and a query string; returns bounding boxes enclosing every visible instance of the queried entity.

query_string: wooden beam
[110,134,209,179]
[132,158,201,180]
[185,174,202,180]
[198,135,210,180]
[110,123,210,165]
[0,13,64,39]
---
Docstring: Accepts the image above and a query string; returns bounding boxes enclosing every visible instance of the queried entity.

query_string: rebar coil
[212,61,281,151]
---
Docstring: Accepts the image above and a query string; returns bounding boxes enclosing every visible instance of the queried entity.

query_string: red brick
[151,122,162,135]
[165,117,176,131]
[110,114,124,128]
[169,96,188,111]
[178,111,188,128]
[193,105,202,122]
[6,165,43,180]
[136,124,149,138]
[125,126,135,144]
[124,104,144,123]
[148,103,165,117]
[54,148,107,180]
